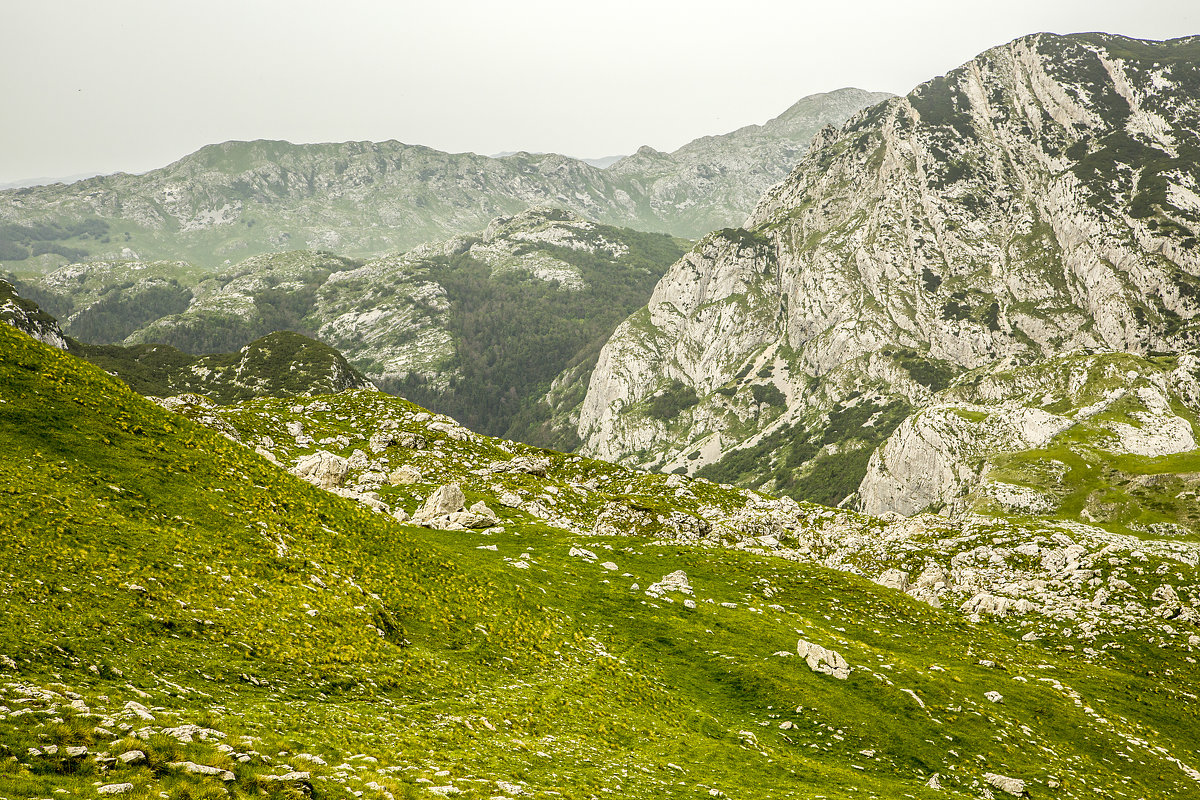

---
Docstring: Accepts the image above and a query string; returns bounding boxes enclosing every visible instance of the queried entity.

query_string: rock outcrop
[292,451,350,489]
[0,280,67,350]
[796,639,851,679]
[856,350,1200,529]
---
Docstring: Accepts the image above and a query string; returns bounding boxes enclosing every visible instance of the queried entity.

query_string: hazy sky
[1,0,1196,183]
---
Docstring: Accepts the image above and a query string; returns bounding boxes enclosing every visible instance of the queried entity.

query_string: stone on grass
[984,772,1026,796]
[170,761,236,781]
[291,450,350,489]
[796,639,851,679]
[412,483,466,526]
[646,570,692,598]
[388,465,422,485]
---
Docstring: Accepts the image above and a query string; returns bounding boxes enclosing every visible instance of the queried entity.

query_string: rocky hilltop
[0,89,889,269]
[574,33,1200,510]
[0,278,67,350]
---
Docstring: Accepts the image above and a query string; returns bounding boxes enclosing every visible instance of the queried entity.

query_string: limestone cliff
[856,349,1200,537]
[575,33,1200,506]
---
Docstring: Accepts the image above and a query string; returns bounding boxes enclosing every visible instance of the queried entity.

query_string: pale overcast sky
[0,0,1196,184]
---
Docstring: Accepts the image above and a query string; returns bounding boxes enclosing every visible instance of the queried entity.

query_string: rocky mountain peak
[573,32,1200,508]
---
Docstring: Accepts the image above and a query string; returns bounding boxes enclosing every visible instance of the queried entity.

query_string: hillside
[73,329,373,404]
[3,277,371,404]
[572,32,1200,508]
[5,322,1200,798]
[0,89,889,270]
[17,209,691,440]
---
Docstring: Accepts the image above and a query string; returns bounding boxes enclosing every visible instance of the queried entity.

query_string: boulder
[875,569,910,591]
[291,450,350,489]
[358,471,388,487]
[411,483,468,527]
[983,772,1026,796]
[646,570,692,598]
[424,484,466,515]
[796,639,851,680]
[396,433,428,449]
[388,465,423,485]
[489,456,550,476]
[170,761,236,781]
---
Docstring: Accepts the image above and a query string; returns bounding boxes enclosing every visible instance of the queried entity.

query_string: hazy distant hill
[0,88,890,270]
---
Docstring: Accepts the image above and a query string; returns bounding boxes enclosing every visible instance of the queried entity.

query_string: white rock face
[795,639,851,680]
[574,33,1200,483]
[857,351,1200,519]
[579,231,783,463]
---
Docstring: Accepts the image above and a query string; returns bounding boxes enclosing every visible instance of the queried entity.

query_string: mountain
[606,89,895,237]
[855,349,1200,534]
[18,208,690,440]
[4,320,1200,798]
[0,89,890,270]
[571,33,1200,510]
[0,172,103,190]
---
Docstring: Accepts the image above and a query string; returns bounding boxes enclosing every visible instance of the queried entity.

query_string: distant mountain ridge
[0,88,891,269]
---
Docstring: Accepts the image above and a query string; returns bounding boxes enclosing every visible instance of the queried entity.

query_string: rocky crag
[0,278,67,350]
[573,33,1200,513]
[0,89,889,270]
[856,349,1200,530]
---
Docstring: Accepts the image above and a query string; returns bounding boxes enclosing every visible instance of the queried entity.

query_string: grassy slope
[2,324,1199,799]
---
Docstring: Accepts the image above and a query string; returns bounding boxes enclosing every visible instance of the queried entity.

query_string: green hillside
[2,324,1200,799]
